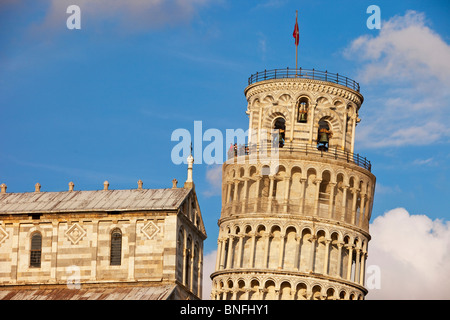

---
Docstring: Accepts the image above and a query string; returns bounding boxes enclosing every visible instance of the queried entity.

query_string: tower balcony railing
[248,68,360,92]
[227,143,371,172]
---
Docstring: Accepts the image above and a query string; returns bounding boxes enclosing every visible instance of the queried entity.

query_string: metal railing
[248,67,360,92]
[227,143,371,172]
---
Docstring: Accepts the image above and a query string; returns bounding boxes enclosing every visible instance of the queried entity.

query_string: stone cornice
[218,214,371,240]
[210,268,368,294]
[244,78,364,106]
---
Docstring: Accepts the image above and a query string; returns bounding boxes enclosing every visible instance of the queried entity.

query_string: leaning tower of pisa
[210,68,376,300]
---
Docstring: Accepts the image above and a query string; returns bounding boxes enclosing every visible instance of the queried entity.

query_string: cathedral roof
[0,187,191,214]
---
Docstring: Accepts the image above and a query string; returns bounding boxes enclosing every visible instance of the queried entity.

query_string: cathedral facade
[0,159,206,300]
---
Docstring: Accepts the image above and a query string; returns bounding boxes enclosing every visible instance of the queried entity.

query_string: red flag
[293,15,299,46]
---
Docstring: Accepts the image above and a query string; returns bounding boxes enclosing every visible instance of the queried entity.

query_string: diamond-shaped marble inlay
[65,223,87,245]
[0,225,8,245]
[141,221,160,240]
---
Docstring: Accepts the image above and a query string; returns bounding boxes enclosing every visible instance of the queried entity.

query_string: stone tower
[210,68,376,300]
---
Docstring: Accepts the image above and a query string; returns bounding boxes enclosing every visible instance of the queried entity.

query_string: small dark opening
[297,99,309,123]
[273,118,286,148]
[30,233,42,268]
[317,120,331,151]
[110,229,122,266]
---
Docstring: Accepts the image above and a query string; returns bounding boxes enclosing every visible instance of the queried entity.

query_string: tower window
[30,232,42,268]
[185,237,192,288]
[110,228,122,266]
[297,98,309,123]
[317,120,332,151]
[273,117,286,148]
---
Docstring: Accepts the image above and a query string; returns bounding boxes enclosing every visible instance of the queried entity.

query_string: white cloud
[412,157,434,166]
[258,32,267,61]
[203,165,222,197]
[366,208,450,299]
[345,11,450,148]
[253,0,287,10]
[202,250,217,300]
[374,182,401,195]
[200,209,450,300]
[347,11,450,85]
[34,0,216,34]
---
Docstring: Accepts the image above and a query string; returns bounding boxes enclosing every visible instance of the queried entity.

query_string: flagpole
[295,10,298,74]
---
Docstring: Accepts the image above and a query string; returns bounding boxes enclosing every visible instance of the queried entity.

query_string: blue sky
[1,0,450,298]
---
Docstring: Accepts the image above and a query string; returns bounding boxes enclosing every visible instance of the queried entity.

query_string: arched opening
[272,117,286,148]
[318,171,332,217]
[346,177,356,224]
[317,119,332,151]
[284,227,297,270]
[296,283,308,300]
[247,167,257,206]
[326,288,335,300]
[254,225,267,269]
[312,285,322,300]
[351,238,358,282]
[264,280,277,300]
[242,226,253,268]
[290,167,302,202]
[297,97,309,123]
[304,168,317,214]
[315,230,326,273]
[280,282,292,300]
[329,232,340,277]
[217,280,224,300]
[177,228,184,282]
[30,232,42,268]
[223,229,232,269]
[110,228,122,266]
[249,279,260,300]
[261,176,270,198]
[335,173,345,219]
[185,236,192,288]
[236,280,246,300]
[193,243,199,295]
[356,180,365,227]
[268,226,281,269]
[273,165,287,202]
[228,183,235,204]
[299,228,312,272]
[226,280,233,300]
[342,236,351,279]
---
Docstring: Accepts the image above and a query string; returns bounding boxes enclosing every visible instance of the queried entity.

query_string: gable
[179,189,207,239]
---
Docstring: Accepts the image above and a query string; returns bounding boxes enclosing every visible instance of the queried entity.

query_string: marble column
[278,233,286,269]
